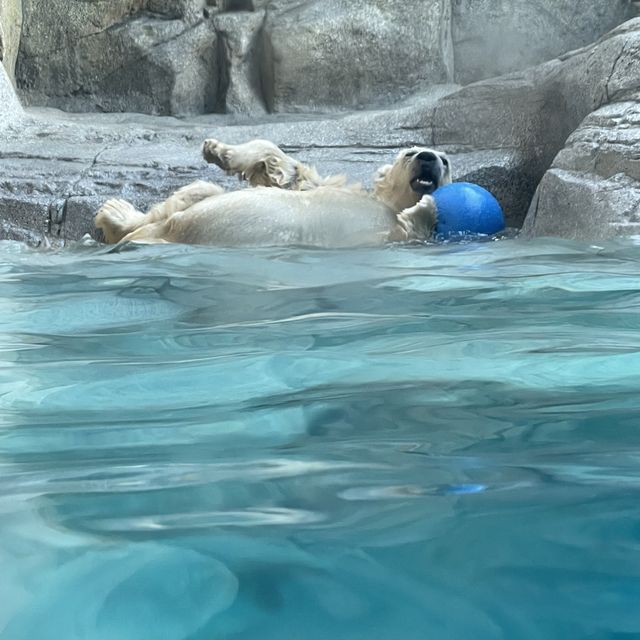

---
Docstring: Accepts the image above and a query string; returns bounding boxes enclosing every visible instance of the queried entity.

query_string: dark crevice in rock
[214,22,230,113]
[224,0,256,11]
[604,41,628,103]
[257,10,274,114]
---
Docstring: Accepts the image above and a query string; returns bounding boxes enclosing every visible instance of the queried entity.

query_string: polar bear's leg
[120,221,171,244]
[96,182,225,244]
[146,181,225,222]
[95,199,147,244]
[202,138,311,189]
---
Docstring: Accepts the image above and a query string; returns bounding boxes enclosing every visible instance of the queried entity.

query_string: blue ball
[433,182,505,240]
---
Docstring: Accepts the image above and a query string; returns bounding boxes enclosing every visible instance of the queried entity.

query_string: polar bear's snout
[410,150,451,196]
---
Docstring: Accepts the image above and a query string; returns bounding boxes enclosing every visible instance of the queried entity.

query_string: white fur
[96,139,452,248]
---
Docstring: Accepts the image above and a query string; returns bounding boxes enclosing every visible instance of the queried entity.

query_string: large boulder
[418,17,640,229]
[523,97,640,240]
[452,0,634,85]
[15,0,219,115]
[261,0,453,112]
[522,19,640,240]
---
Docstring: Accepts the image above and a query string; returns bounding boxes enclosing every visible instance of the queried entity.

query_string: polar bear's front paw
[397,196,437,241]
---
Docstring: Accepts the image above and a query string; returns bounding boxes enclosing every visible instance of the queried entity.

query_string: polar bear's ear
[244,155,297,188]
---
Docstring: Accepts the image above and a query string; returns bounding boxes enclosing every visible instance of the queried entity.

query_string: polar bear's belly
[162,187,396,248]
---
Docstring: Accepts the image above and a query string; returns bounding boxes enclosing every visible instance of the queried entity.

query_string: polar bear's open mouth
[409,150,446,196]
[411,176,437,195]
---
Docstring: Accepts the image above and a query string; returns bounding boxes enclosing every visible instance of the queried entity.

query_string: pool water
[1,238,640,639]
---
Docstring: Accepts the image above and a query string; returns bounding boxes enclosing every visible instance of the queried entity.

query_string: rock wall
[15,0,219,115]
[11,0,635,116]
[452,0,633,84]
[261,0,453,113]
[0,3,639,243]
[522,20,640,240]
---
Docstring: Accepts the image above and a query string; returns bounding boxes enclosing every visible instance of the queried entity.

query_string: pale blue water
[1,238,640,640]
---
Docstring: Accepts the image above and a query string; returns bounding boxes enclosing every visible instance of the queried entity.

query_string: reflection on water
[1,238,640,639]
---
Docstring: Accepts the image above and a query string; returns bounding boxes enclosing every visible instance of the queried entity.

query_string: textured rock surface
[1,14,639,243]
[0,0,21,79]
[522,20,640,239]
[214,11,266,115]
[423,18,640,229]
[16,1,219,115]
[523,97,640,240]
[0,61,22,125]
[453,0,634,84]
[262,0,453,112]
[10,0,637,116]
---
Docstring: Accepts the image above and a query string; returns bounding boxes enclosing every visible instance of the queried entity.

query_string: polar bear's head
[374,147,452,212]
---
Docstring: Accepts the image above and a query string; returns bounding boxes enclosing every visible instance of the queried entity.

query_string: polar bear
[95,138,452,248]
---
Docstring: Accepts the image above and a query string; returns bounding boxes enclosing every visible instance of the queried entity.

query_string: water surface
[1,238,640,639]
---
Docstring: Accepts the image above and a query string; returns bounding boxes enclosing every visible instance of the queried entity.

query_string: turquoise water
[1,238,640,639]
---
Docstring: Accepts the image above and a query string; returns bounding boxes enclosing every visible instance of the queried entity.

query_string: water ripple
[1,238,640,639]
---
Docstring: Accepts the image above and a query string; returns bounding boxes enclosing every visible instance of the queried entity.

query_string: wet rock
[452,0,634,85]
[260,0,454,112]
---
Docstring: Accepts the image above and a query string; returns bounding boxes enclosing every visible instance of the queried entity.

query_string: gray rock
[523,97,640,240]
[421,18,640,229]
[215,11,267,115]
[0,0,21,80]
[10,0,636,117]
[16,4,219,116]
[261,0,454,112]
[452,0,634,85]
[2,18,640,244]
[0,62,22,126]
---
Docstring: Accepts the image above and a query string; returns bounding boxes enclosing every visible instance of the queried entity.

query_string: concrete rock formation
[10,0,635,116]
[261,0,453,112]
[522,20,640,239]
[0,4,638,243]
[16,0,219,115]
[452,0,633,84]
[523,97,640,240]
[0,61,22,124]
[0,0,21,79]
